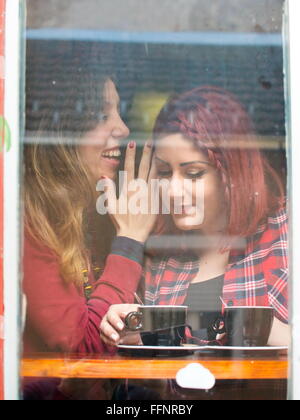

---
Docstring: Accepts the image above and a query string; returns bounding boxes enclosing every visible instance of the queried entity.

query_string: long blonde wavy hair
[24,139,96,286]
[24,55,112,286]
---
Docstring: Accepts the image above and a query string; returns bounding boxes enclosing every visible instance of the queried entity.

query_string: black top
[184,275,224,342]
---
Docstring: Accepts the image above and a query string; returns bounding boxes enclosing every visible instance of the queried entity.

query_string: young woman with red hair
[100,86,289,347]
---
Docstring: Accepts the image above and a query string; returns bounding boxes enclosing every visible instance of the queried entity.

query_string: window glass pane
[22,0,289,401]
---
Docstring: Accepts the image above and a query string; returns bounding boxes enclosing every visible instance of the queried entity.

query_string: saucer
[117,344,288,358]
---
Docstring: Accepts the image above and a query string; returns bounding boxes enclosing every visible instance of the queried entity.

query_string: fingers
[106,309,125,332]
[148,155,157,182]
[124,141,136,183]
[100,315,121,346]
[123,139,153,185]
[138,140,153,181]
[100,304,139,347]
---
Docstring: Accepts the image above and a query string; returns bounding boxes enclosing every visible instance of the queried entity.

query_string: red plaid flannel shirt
[144,207,288,324]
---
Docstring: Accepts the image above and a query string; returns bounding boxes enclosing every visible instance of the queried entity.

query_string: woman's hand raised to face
[103,140,158,243]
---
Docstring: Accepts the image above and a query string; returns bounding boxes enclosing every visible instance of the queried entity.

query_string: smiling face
[79,79,130,182]
[155,133,228,234]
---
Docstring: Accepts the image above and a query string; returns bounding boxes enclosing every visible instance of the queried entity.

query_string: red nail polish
[129,141,136,149]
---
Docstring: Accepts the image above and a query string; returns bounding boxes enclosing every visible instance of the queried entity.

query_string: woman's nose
[169,178,185,200]
[111,115,130,140]
[169,178,194,205]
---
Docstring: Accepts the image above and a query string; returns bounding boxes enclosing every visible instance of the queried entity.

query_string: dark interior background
[25,38,287,180]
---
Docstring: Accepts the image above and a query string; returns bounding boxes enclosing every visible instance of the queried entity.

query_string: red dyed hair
[153,86,284,238]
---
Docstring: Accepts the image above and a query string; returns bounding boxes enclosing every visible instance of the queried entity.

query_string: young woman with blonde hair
[23,65,156,355]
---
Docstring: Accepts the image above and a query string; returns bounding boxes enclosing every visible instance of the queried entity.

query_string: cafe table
[22,348,288,381]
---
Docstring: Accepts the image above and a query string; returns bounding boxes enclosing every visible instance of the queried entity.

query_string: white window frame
[3,0,23,401]
[287,0,300,401]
